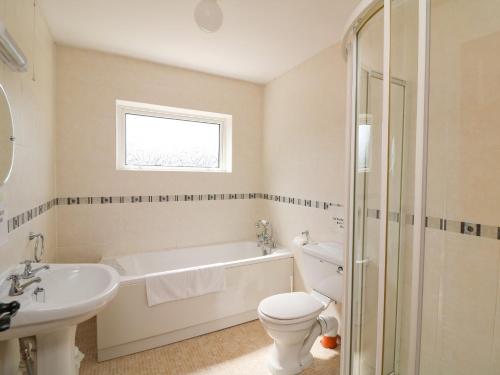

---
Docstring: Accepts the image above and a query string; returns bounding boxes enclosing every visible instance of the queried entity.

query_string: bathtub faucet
[256,219,276,255]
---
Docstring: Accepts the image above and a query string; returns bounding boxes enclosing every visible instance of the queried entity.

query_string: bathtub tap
[256,219,276,255]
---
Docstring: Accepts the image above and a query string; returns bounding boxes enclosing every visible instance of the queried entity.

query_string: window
[116,100,232,172]
[357,114,372,172]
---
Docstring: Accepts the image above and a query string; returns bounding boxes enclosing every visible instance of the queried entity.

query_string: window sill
[116,166,232,173]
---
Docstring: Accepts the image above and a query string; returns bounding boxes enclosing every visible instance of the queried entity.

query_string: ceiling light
[194,0,223,33]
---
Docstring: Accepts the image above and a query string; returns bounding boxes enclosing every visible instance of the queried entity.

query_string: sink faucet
[7,274,41,296]
[256,219,276,255]
[19,260,49,279]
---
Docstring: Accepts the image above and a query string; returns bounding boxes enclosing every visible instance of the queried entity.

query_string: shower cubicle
[342,1,500,375]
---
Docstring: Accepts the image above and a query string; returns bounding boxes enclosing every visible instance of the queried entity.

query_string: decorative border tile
[7,195,499,241]
[56,193,261,205]
[7,198,57,233]
[261,193,342,211]
[366,208,499,240]
[7,194,264,233]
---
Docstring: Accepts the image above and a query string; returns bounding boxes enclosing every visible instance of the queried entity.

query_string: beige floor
[76,318,340,375]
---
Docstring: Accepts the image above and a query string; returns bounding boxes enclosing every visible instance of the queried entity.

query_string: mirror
[0,84,14,185]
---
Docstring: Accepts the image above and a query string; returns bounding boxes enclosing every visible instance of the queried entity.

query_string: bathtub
[96,241,293,361]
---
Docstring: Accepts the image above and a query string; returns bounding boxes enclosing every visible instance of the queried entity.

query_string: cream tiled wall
[55,46,264,262]
[261,44,347,289]
[419,1,500,374]
[0,0,56,275]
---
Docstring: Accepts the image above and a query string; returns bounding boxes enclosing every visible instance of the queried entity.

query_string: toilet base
[267,355,313,375]
[267,343,314,375]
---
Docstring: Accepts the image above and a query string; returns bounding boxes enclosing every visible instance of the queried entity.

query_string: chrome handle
[20,260,34,279]
[355,258,370,265]
[29,232,45,262]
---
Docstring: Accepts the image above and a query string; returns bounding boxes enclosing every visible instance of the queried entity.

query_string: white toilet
[258,242,343,375]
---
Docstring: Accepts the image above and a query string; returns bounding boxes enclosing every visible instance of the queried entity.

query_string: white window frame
[116,100,232,173]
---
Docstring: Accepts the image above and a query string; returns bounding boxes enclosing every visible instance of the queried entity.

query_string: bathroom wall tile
[56,199,261,263]
[443,29,500,227]
[434,233,499,374]
[0,2,57,274]
[260,43,347,295]
[174,200,259,249]
[54,45,264,262]
[114,203,182,256]
[423,4,500,374]
[56,45,263,198]
[261,44,346,205]
[57,204,125,257]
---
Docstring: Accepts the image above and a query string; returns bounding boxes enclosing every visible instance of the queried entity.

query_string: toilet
[258,242,343,375]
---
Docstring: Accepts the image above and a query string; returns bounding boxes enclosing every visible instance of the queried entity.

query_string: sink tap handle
[7,274,20,282]
[20,259,33,274]
[7,274,41,296]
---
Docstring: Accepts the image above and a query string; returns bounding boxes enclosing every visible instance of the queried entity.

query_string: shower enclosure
[342,1,500,375]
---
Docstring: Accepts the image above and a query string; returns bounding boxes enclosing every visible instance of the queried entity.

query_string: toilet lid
[258,292,325,321]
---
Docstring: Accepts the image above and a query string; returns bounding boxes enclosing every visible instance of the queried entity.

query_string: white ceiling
[39,0,359,84]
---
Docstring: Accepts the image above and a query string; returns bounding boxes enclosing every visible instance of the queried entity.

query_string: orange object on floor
[320,335,339,349]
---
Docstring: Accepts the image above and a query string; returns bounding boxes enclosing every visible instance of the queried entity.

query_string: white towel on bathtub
[145,265,226,307]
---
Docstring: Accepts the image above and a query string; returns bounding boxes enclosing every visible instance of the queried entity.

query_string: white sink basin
[0,263,120,374]
[0,263,119,340]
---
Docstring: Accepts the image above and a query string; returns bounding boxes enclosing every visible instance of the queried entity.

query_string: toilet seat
[258,292,326,325]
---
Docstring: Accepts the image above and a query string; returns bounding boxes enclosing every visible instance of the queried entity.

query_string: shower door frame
[341,1,431,375]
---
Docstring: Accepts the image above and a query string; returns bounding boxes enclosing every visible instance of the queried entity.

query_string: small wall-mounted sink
[0,263,120,374]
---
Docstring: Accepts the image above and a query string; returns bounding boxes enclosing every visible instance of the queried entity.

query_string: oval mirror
[0,85,14,185]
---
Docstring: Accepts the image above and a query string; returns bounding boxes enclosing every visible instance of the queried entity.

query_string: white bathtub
[96,241,293,361]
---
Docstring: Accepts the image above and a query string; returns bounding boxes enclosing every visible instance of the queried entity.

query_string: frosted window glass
[125,114,220,169]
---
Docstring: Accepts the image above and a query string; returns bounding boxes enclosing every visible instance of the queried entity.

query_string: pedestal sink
[0,263,120,375]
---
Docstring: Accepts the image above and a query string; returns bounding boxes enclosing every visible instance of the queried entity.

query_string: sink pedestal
[0,339,20,374]
[37,325,79,375]
[0,263,119,374]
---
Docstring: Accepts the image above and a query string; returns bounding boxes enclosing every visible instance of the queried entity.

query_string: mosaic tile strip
[366,208,500,240]
[57,193,261,205]
[7,193,340,233]
[9,196,498,241]
[7,198,57,233]
[261,193,343,211]
[56,193,343,210]
[8,194,264,233]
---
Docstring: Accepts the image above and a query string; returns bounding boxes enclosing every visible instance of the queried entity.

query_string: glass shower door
[349,3,414,374]
[350,8,384,375]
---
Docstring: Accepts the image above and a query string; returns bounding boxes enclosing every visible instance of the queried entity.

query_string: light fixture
[194,0,223,33]
[0,22,27,72]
